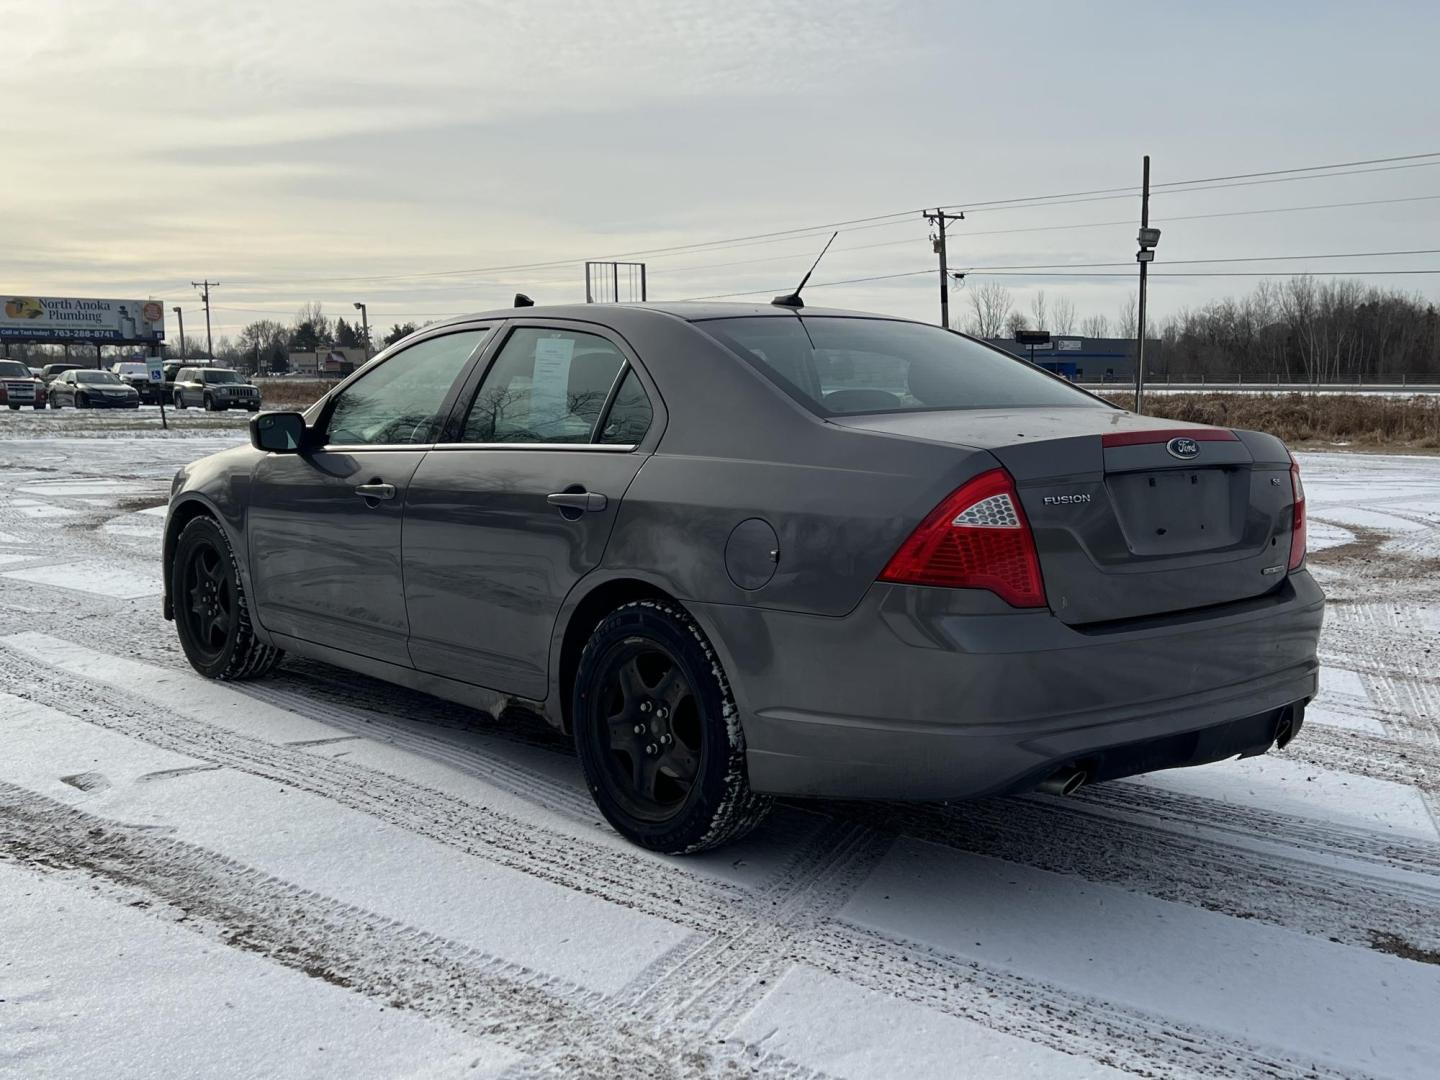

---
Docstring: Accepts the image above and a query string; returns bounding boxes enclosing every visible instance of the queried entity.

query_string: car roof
[418,300,922,332]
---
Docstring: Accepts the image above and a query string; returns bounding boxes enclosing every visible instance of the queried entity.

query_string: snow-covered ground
[1,415,1438,1080]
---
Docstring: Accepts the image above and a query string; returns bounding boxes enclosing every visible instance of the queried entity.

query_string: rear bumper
[695,572,1324,800]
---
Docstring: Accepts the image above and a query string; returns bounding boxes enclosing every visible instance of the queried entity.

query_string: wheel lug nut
[656,706,669,719]
[646,743,657,755]
[660,734,672,745]
[639,702,651,713]
[633,724,644,734]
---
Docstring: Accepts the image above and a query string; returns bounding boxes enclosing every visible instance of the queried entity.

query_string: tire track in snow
[0,784,826,1080]
[0,648,747,935]
[5,636,1437,1076]
[804,922,1385,1080]
[1075,781,1440,875]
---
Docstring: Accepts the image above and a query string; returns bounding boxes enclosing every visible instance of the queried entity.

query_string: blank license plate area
[1107,468,1241,555]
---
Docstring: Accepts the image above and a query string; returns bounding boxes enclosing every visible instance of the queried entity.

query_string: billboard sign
[1,296,165,343]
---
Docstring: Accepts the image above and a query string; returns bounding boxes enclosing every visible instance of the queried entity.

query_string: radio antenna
[771,231,838,309]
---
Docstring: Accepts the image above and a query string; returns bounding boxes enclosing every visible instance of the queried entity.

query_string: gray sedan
[163,302,1323,853]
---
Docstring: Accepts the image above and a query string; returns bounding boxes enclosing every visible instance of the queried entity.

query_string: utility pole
[353,301,371,359]
[923,209,964,328]
[192,280,219,360]
[1134,157,1161,412]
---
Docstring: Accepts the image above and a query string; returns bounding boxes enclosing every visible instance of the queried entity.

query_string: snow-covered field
[1,415,1438,1080]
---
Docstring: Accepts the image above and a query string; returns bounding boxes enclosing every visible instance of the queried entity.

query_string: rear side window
[698,316,1104,415]
[461,328,626,444]
[597,368,653,445]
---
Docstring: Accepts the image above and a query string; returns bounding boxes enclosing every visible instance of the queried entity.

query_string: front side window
[461,328,626,444]
[204,369,241,384]
[698,317,1106,416]
[325,329,489,446]
[76,371,121,384]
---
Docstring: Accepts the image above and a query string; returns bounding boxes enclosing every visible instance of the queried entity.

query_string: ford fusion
[164,302,1323,853]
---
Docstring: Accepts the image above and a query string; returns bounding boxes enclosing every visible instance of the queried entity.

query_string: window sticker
[530,335,575,427]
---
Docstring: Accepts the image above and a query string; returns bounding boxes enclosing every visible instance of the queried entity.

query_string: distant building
[984,335,1161,383]
[288,347,367,378]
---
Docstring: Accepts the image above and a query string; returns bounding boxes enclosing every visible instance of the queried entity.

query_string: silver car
[164,302,1323,853]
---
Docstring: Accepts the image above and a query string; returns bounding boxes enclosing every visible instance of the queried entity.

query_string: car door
[55,370,76,405]
[247,327,493,665]
[403,321,662,698]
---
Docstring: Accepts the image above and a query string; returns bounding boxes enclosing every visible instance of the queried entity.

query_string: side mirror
[250,411,307,453]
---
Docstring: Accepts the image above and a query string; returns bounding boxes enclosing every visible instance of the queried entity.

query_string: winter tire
[171,515,283,681]
[573,598,772,853]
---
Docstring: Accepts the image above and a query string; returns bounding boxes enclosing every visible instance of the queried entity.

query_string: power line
[210,150,1440,290]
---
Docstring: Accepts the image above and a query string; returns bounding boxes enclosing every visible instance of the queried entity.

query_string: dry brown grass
[255,378,330,409]
[1103,392,1440,450]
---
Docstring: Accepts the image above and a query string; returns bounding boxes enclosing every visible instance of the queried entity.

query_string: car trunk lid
[833,407,1296,624]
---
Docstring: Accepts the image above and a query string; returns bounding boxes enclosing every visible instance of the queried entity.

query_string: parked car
[0,359,47,409]
[48,368,140,409]
[171,366,261,412]
[39,362,85,384]
[111,361,161,403]
[163,302,1323,854]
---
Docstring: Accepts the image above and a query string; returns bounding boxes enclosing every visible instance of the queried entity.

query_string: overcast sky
[4,0,1439,340]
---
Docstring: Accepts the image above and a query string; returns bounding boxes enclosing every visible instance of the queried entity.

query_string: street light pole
[353,302,371,359]
[1134,156,1160,413]
[172,307,185,361]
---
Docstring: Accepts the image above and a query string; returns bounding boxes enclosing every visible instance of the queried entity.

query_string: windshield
[697,316,1106,416]
[76,371,121,384]
[0,361,30,377]
[115,363,147,375]
[204,369,241,384]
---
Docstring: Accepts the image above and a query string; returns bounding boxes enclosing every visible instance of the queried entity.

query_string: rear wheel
[573,599,771,853]
[171,515,282,680]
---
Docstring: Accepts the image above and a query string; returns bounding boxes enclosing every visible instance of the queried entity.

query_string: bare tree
[1081,313,1110,338]
[1030,290,1049,332]
[965,282,1013,338]
[1051,297,1078,335]
[1116,292,1138,338]
[1004,310,1030,338]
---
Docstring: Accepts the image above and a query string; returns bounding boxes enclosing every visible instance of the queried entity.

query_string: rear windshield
[0,361,29,377]
[203,369,241,384]
[76,371,121,384]
[697,316,1105,415]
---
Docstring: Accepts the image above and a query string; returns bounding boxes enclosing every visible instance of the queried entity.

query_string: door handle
[547,490,608,513]
[355,482,396,501]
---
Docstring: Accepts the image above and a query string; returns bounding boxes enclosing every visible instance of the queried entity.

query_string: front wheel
[572,599,771,853]
[174,392,187,409]
[75,393,88,409]
[171,515,283,680]
[7,404,18,411]
[203,394,217,412]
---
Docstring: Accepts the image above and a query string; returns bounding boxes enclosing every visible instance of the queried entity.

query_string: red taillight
[1288,453,1306,571]
[879,468,1047,608]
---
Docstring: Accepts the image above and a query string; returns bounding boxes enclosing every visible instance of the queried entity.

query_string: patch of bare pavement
[2,429,1438,1079]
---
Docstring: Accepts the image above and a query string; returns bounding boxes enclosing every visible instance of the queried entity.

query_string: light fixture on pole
[353,301,371,359]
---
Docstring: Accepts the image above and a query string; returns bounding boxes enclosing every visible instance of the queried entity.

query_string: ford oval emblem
[1166,436,1201,460]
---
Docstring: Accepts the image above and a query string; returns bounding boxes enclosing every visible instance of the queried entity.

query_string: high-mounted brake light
[879,468,1047,608]
[1288,453,1306,571]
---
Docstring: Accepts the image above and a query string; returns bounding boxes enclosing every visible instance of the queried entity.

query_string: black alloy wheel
[170,515,282,680]
[181,533,235,664]
[596,642,703,818]
[573,599,772,853]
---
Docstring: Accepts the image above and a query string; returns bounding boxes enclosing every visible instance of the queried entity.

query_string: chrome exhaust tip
[1036,766,1088,797]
